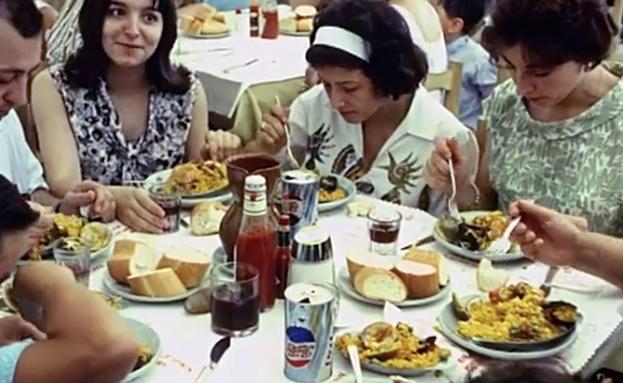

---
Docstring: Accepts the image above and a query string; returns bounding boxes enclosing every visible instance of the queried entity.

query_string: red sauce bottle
[249,0,260,37]
[275,214,292,299]
[261,0,279,39]
[234,175,277,311]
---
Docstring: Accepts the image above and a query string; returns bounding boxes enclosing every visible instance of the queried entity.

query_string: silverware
[222,58,259,74]
[447,159,461,220]
[486,216,521,255]
[540,266,560,297]
[274,95,300,169]
[347,345,363,383]
[400,235,435,251]
[209,336,231,369]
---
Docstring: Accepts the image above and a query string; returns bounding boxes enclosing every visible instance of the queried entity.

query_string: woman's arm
[185,81,209,162]
[31,69,82,196]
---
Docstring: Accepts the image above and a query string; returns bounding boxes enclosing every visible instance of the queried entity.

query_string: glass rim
[213,261,259,283]
[367,208,402,223]
[52,236,91,252]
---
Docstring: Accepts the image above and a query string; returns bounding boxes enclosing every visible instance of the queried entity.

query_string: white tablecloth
[79,197,623,383]
[173,34,309,117]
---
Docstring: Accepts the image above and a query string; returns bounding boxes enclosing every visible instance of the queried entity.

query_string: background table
[83,197,623,382]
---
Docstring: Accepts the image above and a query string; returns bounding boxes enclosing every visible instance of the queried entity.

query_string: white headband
[312,26,371,62]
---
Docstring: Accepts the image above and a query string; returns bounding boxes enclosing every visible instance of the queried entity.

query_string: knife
[400,235,435,251]
[209,336,231,369]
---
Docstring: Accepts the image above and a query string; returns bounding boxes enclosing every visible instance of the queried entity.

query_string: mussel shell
[451,293,470,321]
[320,175,339,192]
[543,301,578,326]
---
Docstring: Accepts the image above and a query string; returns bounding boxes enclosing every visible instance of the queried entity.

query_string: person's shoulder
[483,79,519,110]
[411,86,467,135]
[293,85,329,110]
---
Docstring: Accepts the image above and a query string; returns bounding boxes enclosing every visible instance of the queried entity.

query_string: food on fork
[353,267,408,303]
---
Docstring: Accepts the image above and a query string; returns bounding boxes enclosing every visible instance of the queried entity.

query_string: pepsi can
[281,170,319,237]
[284,283,337,383]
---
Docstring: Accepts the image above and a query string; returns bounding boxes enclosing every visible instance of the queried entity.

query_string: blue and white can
[284,283,337,383]
[281,170,319,237]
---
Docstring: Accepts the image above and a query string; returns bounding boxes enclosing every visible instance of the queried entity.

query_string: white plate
[337,269,450,308]
[433,211,524,262]
[319,175,357,212]
[102,271,201,303]
[184,31,230,39]
[436,299,578,360]
[280,30,310,37]
[122,317,161,382]
[143,169,232,208]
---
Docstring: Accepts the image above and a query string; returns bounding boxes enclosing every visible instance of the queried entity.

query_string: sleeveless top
[481,68,623,236]
[49,64,199,185]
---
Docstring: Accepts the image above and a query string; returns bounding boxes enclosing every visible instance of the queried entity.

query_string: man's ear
[448,17,465,35]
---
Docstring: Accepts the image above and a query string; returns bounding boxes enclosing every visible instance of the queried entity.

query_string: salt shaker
[288,225,335,286]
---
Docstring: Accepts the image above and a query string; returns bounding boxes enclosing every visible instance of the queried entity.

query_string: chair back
[424,61,463,116]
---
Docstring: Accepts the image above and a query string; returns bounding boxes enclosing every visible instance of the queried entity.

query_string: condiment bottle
[234,175,277,311]
[261,0,279,39]
[275,214,292,299]
[249,0,260,37]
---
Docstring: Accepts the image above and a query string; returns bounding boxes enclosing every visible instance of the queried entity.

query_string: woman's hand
[109,187,166,233]
[509,200,588,266]
[424,138,472,195]
[257,105,289,152]
[58,181,116,221]
[202,130,242,161]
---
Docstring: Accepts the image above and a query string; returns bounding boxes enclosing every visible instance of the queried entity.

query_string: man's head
[0,0,42,119]
[0,175,39,276]
[433,0,486,41]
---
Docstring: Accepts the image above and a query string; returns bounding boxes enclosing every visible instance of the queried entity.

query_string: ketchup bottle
[249,0,260,37]
[234,175,277,311]
[275,214,292,299]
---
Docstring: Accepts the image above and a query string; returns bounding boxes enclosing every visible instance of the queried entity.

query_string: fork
[540,266,560,297]
[447,159,461,220]
[347,345,363,383]
[222,58,259,74]
[486,216,521,255]
[274,95,300,169]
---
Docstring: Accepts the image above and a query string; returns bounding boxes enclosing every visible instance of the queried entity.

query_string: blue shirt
[0,340,32,383]
[447,35,498,129]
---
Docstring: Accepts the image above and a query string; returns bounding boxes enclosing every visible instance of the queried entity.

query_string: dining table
[172,32,309,144]
[60,195,623,382]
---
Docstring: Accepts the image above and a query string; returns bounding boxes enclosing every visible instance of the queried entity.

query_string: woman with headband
[247,0,477,211]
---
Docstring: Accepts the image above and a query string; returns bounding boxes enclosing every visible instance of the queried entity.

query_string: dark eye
[143,12,159,23]
[533,69,552,77]
[343,87,358,93]
[0,74,17,84]
[107,6,124,17]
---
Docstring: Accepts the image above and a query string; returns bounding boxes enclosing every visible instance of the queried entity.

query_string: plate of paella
[433,211,524,262]
[336,322,453,377]
[143,161,231,207]
[437,282,580,359]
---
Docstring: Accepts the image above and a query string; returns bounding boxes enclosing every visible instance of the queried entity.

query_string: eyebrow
[110,0,158,11]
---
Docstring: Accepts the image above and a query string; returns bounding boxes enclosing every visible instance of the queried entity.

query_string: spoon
[347,345,363,383]
[274,95,300,169]
[446,159,461,221]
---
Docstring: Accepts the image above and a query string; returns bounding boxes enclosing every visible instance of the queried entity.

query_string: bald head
[0,0,42,38]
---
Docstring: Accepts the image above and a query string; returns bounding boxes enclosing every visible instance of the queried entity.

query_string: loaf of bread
[346,251,396,280]
[107,240,157,284]
[353,267,407,303]
[191,201,226,236]
[127,268,187,297]
[403,248,448,286]
[157,246,209,288]
[393,260,440,299]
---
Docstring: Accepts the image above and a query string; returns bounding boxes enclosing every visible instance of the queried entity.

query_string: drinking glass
[148,183,181,233]
[53,237,91,286]
[367,208,402,256]
[210,262,260,337]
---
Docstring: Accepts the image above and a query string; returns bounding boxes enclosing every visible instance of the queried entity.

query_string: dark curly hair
[481,0,618,69]
[440,0,487,35]
[0,0,42,39]
[64,0,191,94]
[466,362,577,383]
[0,175,39,238]
[306,0,428,99]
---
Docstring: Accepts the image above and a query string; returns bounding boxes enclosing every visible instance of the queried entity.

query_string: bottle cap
[244,175,266,191]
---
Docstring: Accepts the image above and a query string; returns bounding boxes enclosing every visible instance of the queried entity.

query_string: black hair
[466,362,577,383]
[440,0,486,35]
[64,0,191,93]
[481,0,618,69]
[307,0,428,99]
[0,175,39,237]
[0,0,43,38]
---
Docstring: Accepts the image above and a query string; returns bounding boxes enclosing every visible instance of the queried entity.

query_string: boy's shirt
[447,35,498,129]
[0,340,32,383]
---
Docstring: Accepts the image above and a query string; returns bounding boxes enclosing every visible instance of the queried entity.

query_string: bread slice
[294,5,317,19]
[403,248,448,286]
[157,246,209,288]
[202,19,228,35]
[191,201,226,236]
[296,18,313,32]
[353,267,407,303]
[178,3,216,21]
[394,260,440,299]
[127,268,187,297]
[346,251,396,281]
[107,240,156,284]
[476,259,509,292]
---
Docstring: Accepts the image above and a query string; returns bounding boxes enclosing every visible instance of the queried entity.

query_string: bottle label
[244,193,267,216]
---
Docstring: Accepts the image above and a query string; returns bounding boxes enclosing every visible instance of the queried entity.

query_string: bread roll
[403,248,448,286]
[212,12,226,23]
[394,260,439,299]
[107,240,156,284]
[353,267,407,303]
[346,251,396,281]
[294,5,317,19]
[191,201,226,236]
[202,19,228,35]
[178,3,216,21]
[127,268,187,297]
[296,18,313,32]
[157,246,210,288]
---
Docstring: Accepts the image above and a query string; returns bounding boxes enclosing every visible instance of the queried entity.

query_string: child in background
[433,0,497,129]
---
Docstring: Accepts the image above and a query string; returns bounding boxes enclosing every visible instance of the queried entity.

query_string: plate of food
[318,175,356,212]
[103,239,210,303]
[22,214,113,263]
[122,317,160,382]
[433,211,524,262]
[143,161,231,207]
[179,3,230,39]
[338,249,450,308]
[437,282,580,360]
[336,322,453,377]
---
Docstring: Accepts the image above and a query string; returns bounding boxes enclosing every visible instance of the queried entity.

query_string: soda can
[281,170,319,237]
[284,283,338,383]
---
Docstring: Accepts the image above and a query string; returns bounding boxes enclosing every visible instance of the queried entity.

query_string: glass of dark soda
[148,183,181,233]
[368,208,402,256]
[210,262,260,337]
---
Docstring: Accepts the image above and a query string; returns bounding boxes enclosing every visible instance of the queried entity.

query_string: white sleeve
[5,112,48,194]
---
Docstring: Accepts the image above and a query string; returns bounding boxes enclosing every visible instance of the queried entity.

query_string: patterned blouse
[481,71,623,236]
[50,65,199,185]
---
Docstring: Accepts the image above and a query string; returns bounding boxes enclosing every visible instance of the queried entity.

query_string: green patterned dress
[481,74,623,236]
